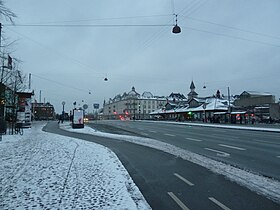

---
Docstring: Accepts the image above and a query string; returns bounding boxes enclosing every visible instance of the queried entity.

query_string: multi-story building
[234,91,278,122]
[32,102,55,120]
[103,87,166,120]
[234,91,275,107]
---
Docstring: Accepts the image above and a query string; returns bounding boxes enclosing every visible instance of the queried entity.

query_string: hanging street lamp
[172,14,181,34]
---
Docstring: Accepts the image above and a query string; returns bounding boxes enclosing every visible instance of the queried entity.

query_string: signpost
[93,103,99,120]
[203,103,207,123]
[62,101,65,121]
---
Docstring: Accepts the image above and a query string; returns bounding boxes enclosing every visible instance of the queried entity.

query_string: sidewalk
[0,122,150,210]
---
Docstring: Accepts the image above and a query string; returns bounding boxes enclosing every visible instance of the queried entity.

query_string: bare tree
[3,58,26,91]
[0,0,16,23]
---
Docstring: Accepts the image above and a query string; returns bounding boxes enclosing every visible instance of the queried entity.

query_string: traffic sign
[93,103,99,109]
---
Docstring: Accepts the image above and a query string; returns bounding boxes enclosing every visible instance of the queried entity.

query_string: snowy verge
[0,122,151,210]
[61,123,280,204]
[141,120,280,133]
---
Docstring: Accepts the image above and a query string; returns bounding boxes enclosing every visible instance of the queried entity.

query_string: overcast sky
[2,0,280,113]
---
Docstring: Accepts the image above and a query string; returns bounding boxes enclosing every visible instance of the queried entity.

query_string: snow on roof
[242,91,272,96]
[142,91,153,98]
[150,99,231,114]
[193,98,206,103]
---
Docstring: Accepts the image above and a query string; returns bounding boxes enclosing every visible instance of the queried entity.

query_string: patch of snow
[144,120,280,133]
[0,122,151,210]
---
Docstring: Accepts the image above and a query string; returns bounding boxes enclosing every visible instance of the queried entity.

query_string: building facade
[234,91,275,107]
[103,87,166,120]
[233,91,278,122]
[32,102,55,120]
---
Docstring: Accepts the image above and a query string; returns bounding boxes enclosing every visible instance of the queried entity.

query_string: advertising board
[72,109,84,128]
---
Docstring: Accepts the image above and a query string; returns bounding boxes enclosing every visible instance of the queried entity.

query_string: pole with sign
[93,103,99,120]
[203,103,207,123]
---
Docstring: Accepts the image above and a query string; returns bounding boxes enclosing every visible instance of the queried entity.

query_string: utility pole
[0,23,2,52]
[228,87,231,123]
[0,22,3,83]
[227,87,230,112]
[28,73,31,89]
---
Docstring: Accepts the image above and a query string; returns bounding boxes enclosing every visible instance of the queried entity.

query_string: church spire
[190,80,195,90]
[188,80,198,100]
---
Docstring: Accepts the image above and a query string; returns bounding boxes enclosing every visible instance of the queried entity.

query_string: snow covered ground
[143,120,280,133]
[61,122,280,204]
[0,122,151,210]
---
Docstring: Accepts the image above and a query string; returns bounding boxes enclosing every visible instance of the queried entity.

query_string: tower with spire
[187,80,198,100]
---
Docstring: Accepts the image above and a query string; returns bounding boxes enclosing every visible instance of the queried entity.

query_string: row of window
[108,110,155,114]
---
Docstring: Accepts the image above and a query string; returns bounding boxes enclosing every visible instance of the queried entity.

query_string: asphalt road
[44,121,279,209]
[90,120,280,180]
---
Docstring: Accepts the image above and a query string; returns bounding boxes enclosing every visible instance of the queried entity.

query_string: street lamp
[172,14,181,34]
[227,87,231,113]
[62,101,65,121]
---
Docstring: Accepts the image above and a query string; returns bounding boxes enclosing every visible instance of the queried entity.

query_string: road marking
[209,197,231,210]
[167,192,190,210]
[218,144,246,151]
[164,133,176,137]
[174,173,194,186]
[212,134,239,139]
[185,137,202,142]
[277,156,280,158]
[204,148,230,157]
[149,130,157,133]
[254,139,280,146]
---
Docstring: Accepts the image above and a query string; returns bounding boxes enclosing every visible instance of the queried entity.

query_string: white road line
[212,134,239,139]
[167,192,190,210]
[149,130,157,133]
[209,197,231,210]
[174,173,194,186]
[218,144,246,151]
[164,133,175,137]
[204,148,230,157]
[254,139,280,146]
[185,137,202,142]
[277,156,280,158]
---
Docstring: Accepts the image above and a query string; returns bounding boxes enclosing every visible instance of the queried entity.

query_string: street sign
[203,103,206,109]
[83,104,88,110]
[93,103,99,109]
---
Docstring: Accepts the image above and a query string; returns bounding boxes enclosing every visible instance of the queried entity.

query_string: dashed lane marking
[164,133,176,137]
[167,192,190,210]
[149,130,157,133]
[209,197,231,210]
[174,173,194,186]
[218,144,246,151]
[185,137,202,142]
[204,148,230,157]
[211,134,240,139]
[277,156,280,158]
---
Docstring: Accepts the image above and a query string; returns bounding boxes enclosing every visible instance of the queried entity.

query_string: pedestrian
[58,115,62,124]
